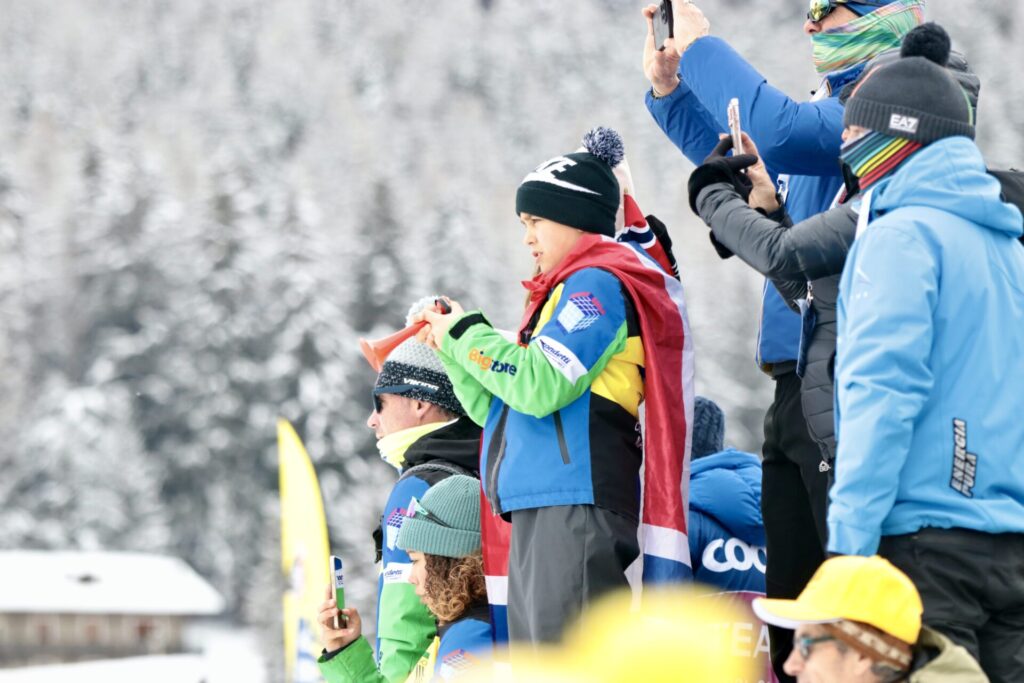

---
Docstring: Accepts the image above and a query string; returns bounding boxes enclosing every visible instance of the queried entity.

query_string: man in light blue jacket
[831,41,1024,683]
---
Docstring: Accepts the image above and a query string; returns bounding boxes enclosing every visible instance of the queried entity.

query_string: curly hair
[422,551,487,623]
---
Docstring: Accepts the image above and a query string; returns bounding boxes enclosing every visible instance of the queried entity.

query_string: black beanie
[844,23,974,144]
[515,127,623,237]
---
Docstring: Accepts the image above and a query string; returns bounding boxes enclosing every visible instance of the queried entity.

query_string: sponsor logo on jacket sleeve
[382,561,412,584]
[439,649,478,678]
[534,336,588,384]
[556,291,606,333]
[385,508,407,550]
[468,348,517,376]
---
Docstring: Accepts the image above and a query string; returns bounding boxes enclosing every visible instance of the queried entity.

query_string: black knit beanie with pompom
[515,127,624,237]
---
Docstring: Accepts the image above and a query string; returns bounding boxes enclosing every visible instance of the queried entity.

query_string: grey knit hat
[844,24,975,144]
[374,296,464,416]
[691,396,725,460]
[396,475,481,558]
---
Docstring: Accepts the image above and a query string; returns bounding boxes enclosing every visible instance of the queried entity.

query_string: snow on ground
[0,622,267,683]
[187,620,268,683]
[0,655,206,683]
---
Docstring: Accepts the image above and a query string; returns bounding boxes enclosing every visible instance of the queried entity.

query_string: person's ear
[412,399,433,419]
[850,651,875,676]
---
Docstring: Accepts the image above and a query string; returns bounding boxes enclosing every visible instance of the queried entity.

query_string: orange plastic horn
[358,298,452,372]
[358,321,427,372]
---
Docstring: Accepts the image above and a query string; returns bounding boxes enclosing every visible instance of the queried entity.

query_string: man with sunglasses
[642,1,922,680]
[753,555,986,682]
[361,296,482,683]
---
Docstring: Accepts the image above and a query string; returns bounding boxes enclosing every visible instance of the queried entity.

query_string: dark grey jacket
[696,167,1023,464]
[695,183,856,461]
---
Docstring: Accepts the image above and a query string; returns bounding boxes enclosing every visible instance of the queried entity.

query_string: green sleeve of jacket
[376,581,436,683]
[439,352,493,427]
[318,636,388,683]
[439,305,627,419]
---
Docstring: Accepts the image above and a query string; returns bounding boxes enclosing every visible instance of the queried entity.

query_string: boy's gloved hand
[413,299,465,350]
[687,135,758,215]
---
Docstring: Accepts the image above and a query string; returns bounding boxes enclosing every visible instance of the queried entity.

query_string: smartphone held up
[653,0,674,51]
[728,98,744,155]
[331,555,346,629]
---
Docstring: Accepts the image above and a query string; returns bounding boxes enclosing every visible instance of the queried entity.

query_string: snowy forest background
[2,0,1021,676]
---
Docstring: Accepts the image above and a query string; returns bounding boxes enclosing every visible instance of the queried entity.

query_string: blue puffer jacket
[687,449,766,593]
[829,136,1024,556]
[646,37,863,368]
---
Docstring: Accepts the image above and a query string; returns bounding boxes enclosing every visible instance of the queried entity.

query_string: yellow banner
[279,419,330,683]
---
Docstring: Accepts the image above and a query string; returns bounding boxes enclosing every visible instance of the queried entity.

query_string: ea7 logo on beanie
[522,156,600,196]
[468,348,517,376]
[888,113,919,134]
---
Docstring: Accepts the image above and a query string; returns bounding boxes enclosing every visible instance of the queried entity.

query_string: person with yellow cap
[753,555,987,682]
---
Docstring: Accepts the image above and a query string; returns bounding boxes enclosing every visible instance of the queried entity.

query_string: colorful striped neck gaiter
[812,0,925,75]
[839,129,922,191]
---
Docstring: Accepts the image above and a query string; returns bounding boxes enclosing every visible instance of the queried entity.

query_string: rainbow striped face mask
[838,129,922,192]
[811,0,925,75]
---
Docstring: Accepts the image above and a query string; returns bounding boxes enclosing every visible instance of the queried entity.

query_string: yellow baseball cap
[753,555,923,644]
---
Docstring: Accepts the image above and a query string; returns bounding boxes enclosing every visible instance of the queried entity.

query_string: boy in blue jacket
[832,43,1024,683]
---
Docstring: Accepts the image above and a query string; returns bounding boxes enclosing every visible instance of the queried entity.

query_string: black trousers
[507,504,639,648]
[761,370,831,683]
[880,528,1024,683]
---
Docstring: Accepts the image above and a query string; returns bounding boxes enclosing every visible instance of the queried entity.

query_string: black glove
[644,214,681,280]
[707,231,736,260]
[687,136,759,215]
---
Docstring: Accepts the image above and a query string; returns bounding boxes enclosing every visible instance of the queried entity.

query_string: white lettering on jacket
[702,538,767,574]
[382,562,412,584]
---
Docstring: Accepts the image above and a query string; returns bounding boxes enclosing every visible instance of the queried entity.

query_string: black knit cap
[844,23,974,144]
[515,127,623,237]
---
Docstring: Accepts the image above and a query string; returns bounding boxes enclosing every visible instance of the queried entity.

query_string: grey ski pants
[507,504,639,647]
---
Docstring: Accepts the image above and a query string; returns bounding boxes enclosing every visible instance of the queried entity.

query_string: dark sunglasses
[807,0,888,22]
[796,634,838,659]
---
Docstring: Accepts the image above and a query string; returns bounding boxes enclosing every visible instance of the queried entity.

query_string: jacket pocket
[552,410,571,465]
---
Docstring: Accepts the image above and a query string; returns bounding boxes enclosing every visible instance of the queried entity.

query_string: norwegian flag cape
[520,233,694,581]
[479,233,694,642]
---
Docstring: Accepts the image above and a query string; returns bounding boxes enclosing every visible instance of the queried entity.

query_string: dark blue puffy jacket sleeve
[656,36,845,177]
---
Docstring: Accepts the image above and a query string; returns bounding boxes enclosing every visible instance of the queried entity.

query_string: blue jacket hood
[690,449,764,546]
[874,137,1024,238]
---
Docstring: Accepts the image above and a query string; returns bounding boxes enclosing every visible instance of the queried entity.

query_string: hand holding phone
[330,555,346,629]
[728,98,744,156]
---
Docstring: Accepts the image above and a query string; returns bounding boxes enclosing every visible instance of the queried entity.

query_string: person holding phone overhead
[641,1,923,680]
